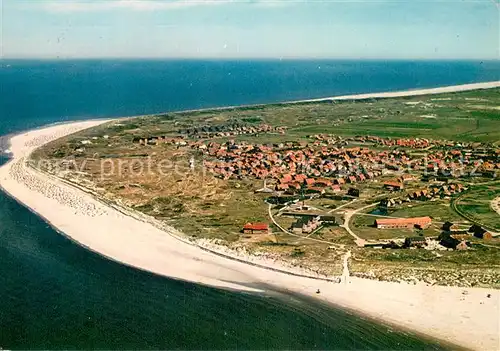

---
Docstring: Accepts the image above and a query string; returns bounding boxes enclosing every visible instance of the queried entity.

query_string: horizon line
[2,56,499,61]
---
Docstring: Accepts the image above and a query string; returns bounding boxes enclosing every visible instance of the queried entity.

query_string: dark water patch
[370,208,388,216]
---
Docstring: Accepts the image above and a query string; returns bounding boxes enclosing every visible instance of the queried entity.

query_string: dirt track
[491,197,500,216]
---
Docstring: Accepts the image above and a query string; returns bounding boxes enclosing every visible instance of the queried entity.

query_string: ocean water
[0,59,498,349]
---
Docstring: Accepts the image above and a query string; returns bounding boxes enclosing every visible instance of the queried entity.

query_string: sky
[1,0,499,59]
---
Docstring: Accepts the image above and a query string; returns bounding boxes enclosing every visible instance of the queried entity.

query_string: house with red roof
[375,216,432,229]
[242,223,269,234]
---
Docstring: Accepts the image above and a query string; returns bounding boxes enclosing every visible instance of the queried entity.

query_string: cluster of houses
[369,219,494,252]
[177,123,287,139]
[134,136,189,146]
[312,134,497,152]
[440,222,493,240]
[133,127,498,184]
[200,142,417,193]
[309,134,432,149]
[407,183,466,200]
[242,213,339,237]
[437,222,493,250]
[289,214,338,234]
[410,148,499,178]
[370,137,432,149]
[309,134,499,178]
[133,123,287,145]
[380,182,467,206]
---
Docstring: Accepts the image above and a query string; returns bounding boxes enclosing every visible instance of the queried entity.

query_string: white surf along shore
[1,82,499,351]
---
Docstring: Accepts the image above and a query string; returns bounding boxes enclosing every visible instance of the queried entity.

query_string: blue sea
[0,59,498,349]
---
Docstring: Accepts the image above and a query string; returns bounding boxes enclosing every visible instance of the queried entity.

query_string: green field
[454,183,500,232]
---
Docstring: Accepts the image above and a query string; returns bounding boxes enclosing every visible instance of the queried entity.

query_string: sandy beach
[1,83,499,350]
[313,80,500,102]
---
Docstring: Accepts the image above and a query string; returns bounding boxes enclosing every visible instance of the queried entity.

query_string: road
[341,250,351,283]
[491,196,500,216]
[339,203,378,247]
[327,198,359,214]
[267,203,344,248]
[269,199,376,247]
[452,183,500,236]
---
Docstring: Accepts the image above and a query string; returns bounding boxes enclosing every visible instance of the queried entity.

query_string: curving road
[491,197,500,216]
[341,203,378,247]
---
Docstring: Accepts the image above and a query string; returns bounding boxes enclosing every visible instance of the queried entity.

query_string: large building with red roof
[375,216,432,229]
[242,223,269,234]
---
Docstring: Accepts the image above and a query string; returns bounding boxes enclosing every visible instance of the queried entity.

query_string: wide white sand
[1,83,499,350]
[308,81,500,102]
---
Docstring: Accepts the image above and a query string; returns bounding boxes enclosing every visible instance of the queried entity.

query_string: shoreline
[21,81,495,123]
[160,81,500,116]
[0,83,499,350]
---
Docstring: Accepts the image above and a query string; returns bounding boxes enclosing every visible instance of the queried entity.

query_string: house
[375,216,432,229]
[469,225,493,240]
[291,219,307,234]
[242,223,269,234]
[439,234,460,249]
[379,199,389,209]
[331,184,342,192]
[303,217,321,233]
[455,241,469,250]
[400,174,416,183]
[384,181,404,191]
[442,221,459,232]
[292,216,321,234]
[315,178,332,187]
[319,215,337,225]
[347,188,360,197]
[305,178,316,186]
[306,187,325,195]
[439,232,469,250]
[404,236,427,248]
[450,233,470,241]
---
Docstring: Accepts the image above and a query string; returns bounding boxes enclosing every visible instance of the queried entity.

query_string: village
[131,123,500,255]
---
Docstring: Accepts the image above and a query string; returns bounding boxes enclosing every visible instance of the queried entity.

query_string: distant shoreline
[159,80,500,116]
[0,83,499,350]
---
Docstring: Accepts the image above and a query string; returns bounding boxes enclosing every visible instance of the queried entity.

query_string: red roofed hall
[243,222,270,234]
[375,216,432,229]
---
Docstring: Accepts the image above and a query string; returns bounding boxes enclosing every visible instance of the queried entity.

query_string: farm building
[347,188,360,197]
[319,215,337,225]
[404,236,427,248]
[384,181,404,191]
[375,216,432,229]
[242,223,269,234]
[291,216,321,234]
[442,221,459,232]
[469,225,493,240]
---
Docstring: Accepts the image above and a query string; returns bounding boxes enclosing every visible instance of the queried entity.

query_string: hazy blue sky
[1,0,499,59]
